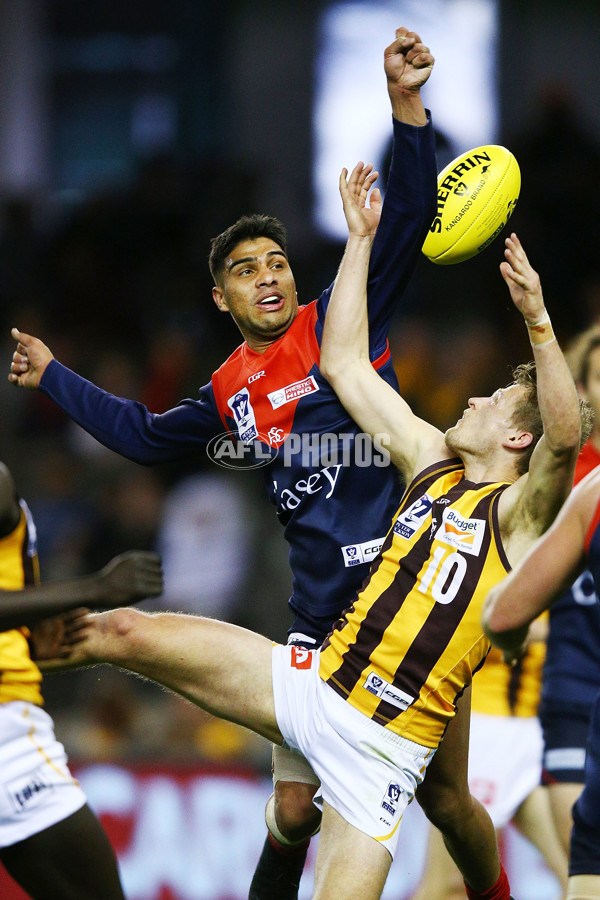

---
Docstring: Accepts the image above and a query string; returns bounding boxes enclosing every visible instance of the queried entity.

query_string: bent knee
[274,781,321,841]
[418,781,472,830]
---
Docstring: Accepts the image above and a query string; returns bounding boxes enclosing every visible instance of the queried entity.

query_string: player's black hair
[209,214,288,285]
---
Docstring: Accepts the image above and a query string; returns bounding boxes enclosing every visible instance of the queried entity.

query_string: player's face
[445,384,528,455]
[581,346,600,424]
[212,237,298,349]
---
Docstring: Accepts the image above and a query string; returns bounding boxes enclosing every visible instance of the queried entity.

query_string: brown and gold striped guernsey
[319,458,512,748]
[471,619,547,719]
[0,500,43,705]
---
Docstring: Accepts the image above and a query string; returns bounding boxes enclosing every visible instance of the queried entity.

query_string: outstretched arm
[483,468,600,655]
[315,28,437,352]
[9,329,223,463]
[0,550,163,631]
[499,234,582,541]
[319,165,447,481]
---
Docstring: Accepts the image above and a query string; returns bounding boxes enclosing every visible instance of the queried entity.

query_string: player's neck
[461,454,519,485]
[244,333,284,354]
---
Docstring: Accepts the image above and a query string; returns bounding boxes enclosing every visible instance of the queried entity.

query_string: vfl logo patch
[379,781,404,828]
[290,646,313,670]
[341,537,384,568]
[363,673,414,712]
[393,494,433,540]
[268,376,319,410]
[227,388,258,443]
[435,508,486,556]
[7,768,52,815]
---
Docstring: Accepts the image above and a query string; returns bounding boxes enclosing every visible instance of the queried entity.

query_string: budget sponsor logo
[434,508,486,556]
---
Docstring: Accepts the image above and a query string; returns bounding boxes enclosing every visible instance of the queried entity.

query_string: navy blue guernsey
[542,444,600,708]
[39,115,437,642]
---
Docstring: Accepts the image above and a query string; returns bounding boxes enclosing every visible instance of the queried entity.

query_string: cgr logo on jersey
[268,376,319,410]
[341,537,384,568]
[363,672,414,712]
[435,508,486,556]
[248,370,265,384]
[227,388,258,442]
[393,493,433,540]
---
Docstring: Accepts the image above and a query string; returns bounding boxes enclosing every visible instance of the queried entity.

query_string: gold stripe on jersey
[0,505,43,706]
[319,458,511,748]
[471,616,548,718]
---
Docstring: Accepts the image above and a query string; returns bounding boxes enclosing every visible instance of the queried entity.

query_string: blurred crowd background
[0,0,600,777]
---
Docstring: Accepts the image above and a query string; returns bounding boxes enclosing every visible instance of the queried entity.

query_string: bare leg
[408,824,468,900]
[273,781,321,842]
[548,782,583,856]
[0,805,125,900]
[313,802,391,900]
[513,787,568,897]
[416,686,502,891]
[70,608,282,743]
[248,748,320,900]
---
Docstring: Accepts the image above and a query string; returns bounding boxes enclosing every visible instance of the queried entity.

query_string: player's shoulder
[0,464,21,537]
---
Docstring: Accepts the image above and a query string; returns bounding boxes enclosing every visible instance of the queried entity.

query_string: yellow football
[422,144,521,265]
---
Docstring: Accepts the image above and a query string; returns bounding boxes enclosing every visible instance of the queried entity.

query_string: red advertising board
[0,763,561,899]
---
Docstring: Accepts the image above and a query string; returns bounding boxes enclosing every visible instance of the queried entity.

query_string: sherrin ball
[422,145,521,265]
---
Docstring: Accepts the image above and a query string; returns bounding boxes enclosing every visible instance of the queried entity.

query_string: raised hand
[338,162,381,238]
[9,328,54,388]
[98,551,164,608]
[384,27,434,96]
[500,233,546,323]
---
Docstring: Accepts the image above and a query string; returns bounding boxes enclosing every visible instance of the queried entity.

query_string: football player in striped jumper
[0,460,162,900]
[40,158,585,900]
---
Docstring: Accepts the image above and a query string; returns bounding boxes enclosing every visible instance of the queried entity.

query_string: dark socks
[465,865,512,900]
[248,832,310,900]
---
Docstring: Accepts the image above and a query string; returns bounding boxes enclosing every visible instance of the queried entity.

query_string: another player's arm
[314,29,437,348]
[498,235,582,541]
[320,168,448,483]
[483,470,600,655]
[0,551,164,631]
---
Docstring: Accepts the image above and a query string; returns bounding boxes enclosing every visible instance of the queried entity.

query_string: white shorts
[272,644,435,858]
[467,711,543,828]
[0,701,86,847]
